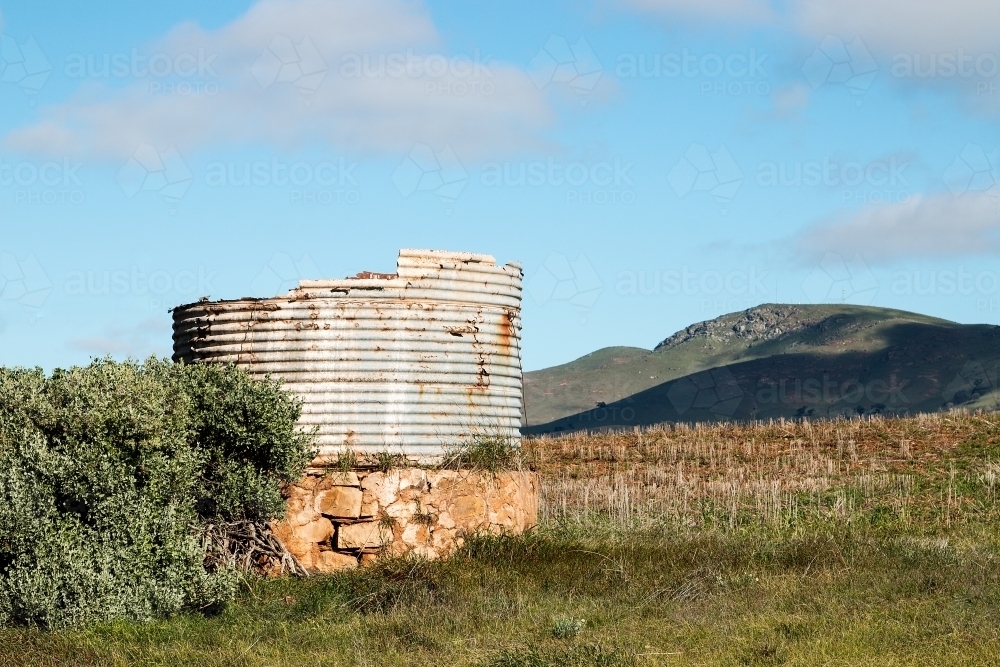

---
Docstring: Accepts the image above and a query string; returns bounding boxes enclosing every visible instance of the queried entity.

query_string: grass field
[5,412,1000,666]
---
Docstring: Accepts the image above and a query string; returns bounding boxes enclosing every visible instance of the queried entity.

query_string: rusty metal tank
[171,249,522,462]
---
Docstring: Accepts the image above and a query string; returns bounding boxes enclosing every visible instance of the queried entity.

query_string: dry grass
[525,411,1000,530]
[6,412,1000,665]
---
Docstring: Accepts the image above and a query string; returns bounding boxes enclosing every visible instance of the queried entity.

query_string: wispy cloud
[795,192,1000,264]
[4,0,553,161]
[620,0,1000,54]
[617,0,1000,116]
[790,0,1000,55]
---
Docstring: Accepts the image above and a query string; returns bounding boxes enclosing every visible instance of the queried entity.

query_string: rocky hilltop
[655,305,820,349]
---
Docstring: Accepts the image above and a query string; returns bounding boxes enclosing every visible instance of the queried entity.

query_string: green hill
[523,304,1000,434]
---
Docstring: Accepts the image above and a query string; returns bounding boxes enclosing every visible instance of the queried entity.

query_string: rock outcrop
[655,304,823,350]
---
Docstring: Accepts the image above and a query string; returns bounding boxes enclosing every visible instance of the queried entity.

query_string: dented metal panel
[171,249,522,461]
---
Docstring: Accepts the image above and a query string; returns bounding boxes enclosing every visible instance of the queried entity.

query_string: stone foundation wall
[271,467,538,573]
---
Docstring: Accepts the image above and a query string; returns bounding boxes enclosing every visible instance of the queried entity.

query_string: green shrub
[0,358,315,629]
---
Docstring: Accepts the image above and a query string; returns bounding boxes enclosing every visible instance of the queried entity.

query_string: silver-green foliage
[0,358,314,629]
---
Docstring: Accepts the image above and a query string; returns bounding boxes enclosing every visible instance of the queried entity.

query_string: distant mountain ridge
[523,304,1000,434]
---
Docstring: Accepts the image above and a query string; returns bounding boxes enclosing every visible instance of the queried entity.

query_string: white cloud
[618,0,1000,116]
[4,0,552,161]
[790,0,1000,55]
[796,192,1000,263]
[620,0,1000,55]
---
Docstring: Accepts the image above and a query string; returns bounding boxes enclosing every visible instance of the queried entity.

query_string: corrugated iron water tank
[172,249,522,462]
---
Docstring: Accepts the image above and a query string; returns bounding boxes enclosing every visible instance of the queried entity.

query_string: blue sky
[1,0,998,371]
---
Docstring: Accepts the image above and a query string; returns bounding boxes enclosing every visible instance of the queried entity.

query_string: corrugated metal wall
[172,249,522,461]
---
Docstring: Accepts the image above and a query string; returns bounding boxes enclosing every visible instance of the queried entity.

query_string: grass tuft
[444,432,524,474]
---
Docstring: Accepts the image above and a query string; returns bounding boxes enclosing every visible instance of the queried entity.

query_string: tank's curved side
[171,250,523,461]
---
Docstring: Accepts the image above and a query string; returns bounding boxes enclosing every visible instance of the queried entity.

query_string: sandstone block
[338,522,390,550]
[375,472,401,506]
[398,468,426,489]
[325,471,360,487]
[493,506,516,527]
[401,522,429,546]
[398,486,422,503]
[285,485,319,527]
[270,520,317,569]
[384,499,417,520]
[437,511,456,529]
[361,472,383,516]
[360,471,382,491]
[451,495,486,523]
[432,528,456,550]
[315,486,363,518]
[315,550,359,572]
[297,517,334,543]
